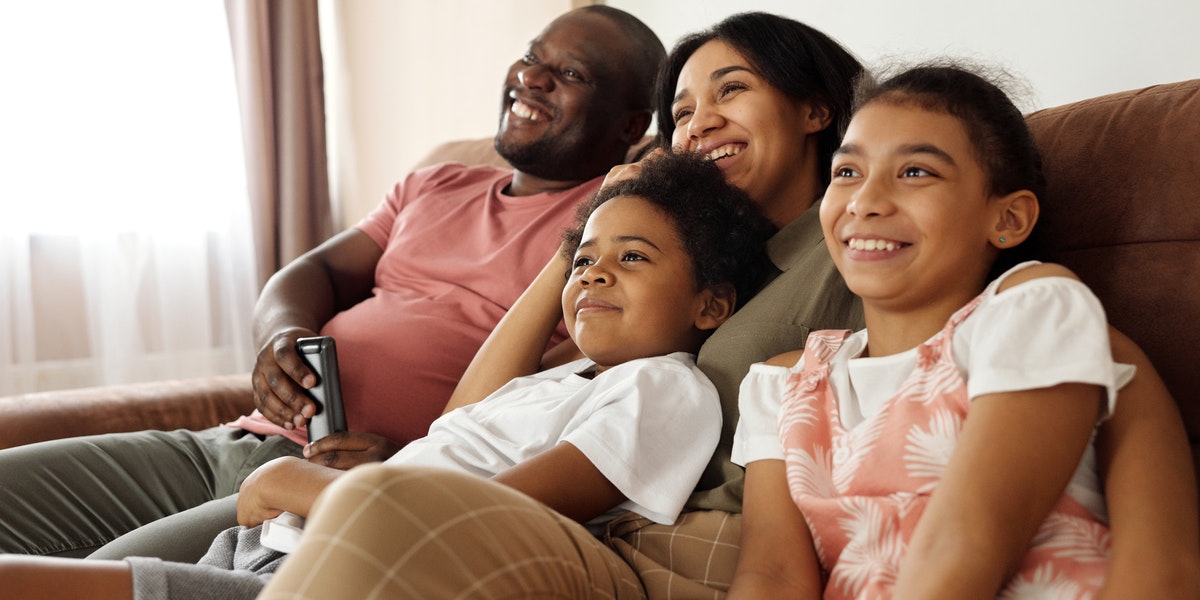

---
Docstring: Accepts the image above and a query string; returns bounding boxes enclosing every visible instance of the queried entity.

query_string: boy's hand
[304,431,401,469]
[252,328,320,430]
[237,457,298,527]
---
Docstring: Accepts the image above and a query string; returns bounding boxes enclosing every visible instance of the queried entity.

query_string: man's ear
[694,283,736,331]
[619,108,653,146]
[990,189,1040,248]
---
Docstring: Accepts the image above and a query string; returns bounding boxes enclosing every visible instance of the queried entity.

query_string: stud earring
[998,237,1007,244]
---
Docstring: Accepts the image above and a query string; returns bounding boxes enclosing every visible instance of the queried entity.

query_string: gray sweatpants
[126,524,283,600]
[0,426,301,560]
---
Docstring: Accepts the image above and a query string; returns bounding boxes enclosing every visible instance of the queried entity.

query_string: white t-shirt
[733,264,1134,520]
[388,351,721,527]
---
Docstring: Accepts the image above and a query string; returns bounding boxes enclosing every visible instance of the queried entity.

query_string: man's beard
[494,128,589,181]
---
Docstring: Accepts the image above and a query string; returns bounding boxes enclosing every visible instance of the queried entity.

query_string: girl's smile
[822,101,1000,319]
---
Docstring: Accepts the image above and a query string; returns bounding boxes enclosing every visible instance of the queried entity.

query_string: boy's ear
[694,284,736,331]
[990,189,1039,248]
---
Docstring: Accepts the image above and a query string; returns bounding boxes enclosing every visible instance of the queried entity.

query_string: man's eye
[562,68,582,81]
[522,52,537,65]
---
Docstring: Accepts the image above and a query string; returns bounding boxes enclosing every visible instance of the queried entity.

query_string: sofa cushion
[1025,79,1200,443]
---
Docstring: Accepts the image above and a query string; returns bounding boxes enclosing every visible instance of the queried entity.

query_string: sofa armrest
[0,374,256,450]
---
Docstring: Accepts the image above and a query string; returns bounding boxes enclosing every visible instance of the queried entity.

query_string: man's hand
[252,327,321,430]
[304,431,401,470]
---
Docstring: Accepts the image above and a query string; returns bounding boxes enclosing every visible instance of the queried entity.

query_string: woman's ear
[990,189,1040,248]
[804,103,834,134]
[694,284,736,331]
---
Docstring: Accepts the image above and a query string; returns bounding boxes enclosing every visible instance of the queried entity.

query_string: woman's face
[669,40,825,226]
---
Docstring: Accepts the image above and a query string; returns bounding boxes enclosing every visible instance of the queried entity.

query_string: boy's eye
[621,252,646,262]
[901,166,932,178]
[833,166,859,178]
[573,256,594,268]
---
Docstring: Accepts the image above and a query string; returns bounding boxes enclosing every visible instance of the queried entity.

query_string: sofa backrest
[1025,79,1200,456]
[414,79,1200,470]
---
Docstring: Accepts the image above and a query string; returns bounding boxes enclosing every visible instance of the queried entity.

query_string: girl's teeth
[849,239,898,251]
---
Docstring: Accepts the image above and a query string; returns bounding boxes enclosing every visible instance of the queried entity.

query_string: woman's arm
[443,252,577,414]
[1096,327,1200,598]
[893,382,1103,598]
[728,459,823,599]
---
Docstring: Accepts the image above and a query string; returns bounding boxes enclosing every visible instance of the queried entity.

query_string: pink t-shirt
[232,163,599,446]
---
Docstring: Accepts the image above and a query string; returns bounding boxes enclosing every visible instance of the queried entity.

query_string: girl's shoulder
[994,261,1081,295]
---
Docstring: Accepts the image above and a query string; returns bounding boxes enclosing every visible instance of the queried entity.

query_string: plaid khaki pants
[259,464,646,599]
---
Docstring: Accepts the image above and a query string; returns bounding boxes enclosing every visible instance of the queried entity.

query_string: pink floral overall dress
[779,293,1110,599]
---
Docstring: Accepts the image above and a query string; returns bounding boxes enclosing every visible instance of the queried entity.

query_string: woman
[266,12,1197,598]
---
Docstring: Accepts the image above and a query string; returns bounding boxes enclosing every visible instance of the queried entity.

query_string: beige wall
[320,0,579,227]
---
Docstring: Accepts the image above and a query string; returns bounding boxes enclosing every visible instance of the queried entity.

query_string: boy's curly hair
[561,152,776,309]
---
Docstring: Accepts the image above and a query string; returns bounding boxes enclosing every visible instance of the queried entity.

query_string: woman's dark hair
[655,12,864,187]
[853,62,1046,275]
[562,152,776,310]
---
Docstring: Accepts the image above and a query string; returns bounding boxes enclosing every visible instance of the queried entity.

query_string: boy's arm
[1096,328,1200,598]
[728,459,823,599]
[444,252,576,414]
[236,457,343,527]
[490,442,624,524]
[893,382,1102,598]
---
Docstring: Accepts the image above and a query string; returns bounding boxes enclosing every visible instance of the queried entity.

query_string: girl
[730,64,1126,598]
[0,152,774,600]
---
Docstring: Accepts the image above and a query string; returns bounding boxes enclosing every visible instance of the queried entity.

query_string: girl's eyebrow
[672,65,754,105]
[834,142,957,166]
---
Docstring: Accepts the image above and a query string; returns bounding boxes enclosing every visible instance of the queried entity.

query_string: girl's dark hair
[655,12,864,187]
[562,152,776,310]
[853,63,1046,275]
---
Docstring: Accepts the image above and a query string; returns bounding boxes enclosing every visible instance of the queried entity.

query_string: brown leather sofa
[3,79,1198,493]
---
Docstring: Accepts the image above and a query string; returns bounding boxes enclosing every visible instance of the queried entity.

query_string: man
[0,5,664,563]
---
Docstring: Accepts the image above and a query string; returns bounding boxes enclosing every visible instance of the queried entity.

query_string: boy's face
[563,195,719,372]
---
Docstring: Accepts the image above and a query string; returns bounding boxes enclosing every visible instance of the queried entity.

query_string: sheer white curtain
[1,2,257,394]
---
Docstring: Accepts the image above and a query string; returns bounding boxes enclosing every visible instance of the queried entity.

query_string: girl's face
[563,195,722,372]
[821,101,1000,316]
[669,40,825,226]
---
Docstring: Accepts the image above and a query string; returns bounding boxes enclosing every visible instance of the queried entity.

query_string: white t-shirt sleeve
[962,275,1122,418]
[731,361,795,466]
[563,354,721,525]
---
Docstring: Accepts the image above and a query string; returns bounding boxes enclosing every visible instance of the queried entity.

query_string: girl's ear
[991,189,1040,249]
[694,284,736,331]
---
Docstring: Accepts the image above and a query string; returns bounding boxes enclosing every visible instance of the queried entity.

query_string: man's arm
[251,228,381,430]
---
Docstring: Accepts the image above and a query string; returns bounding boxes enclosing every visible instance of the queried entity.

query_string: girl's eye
[621,252,646,262]
[573,256,593,268]
[833,166,859,178]
[901,166,932,178]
